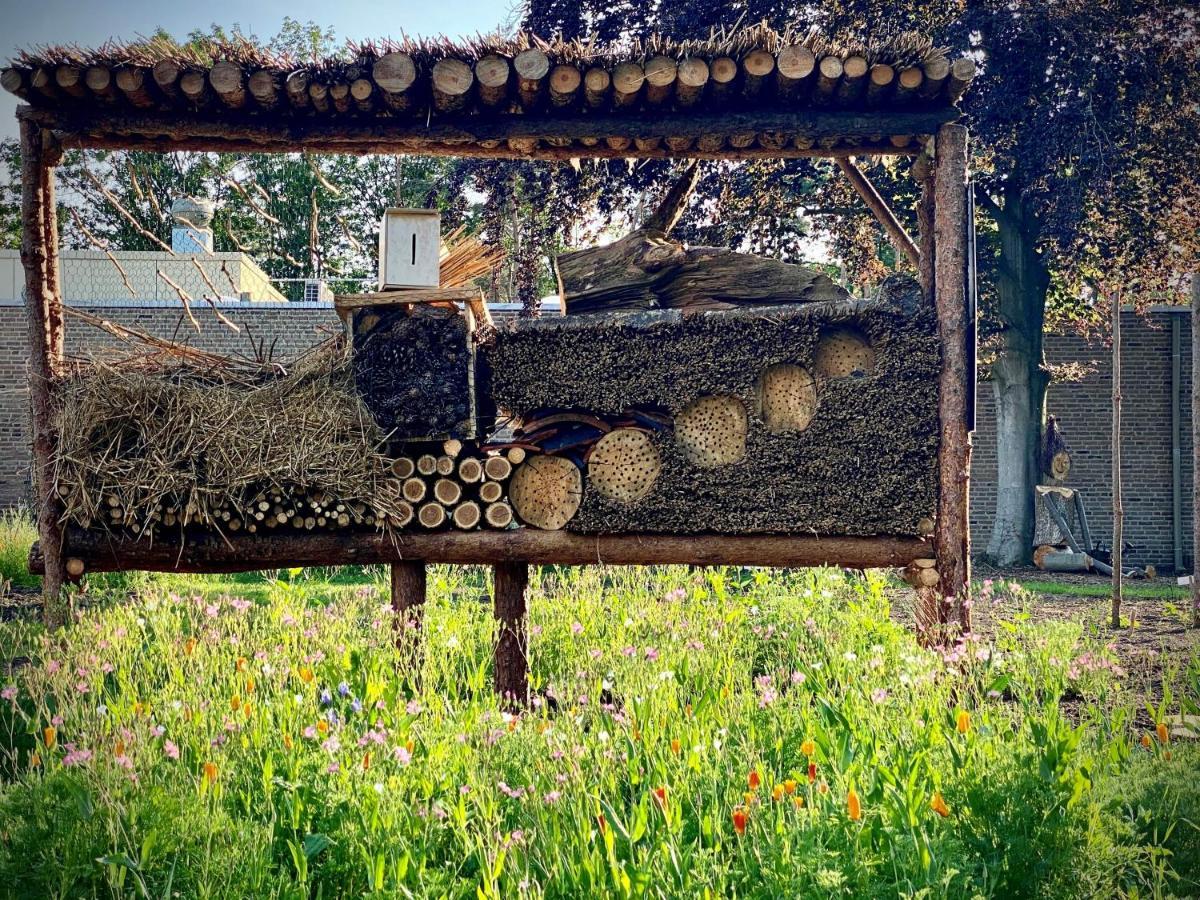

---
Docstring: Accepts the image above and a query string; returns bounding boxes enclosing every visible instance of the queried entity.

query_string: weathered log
[431,59,473,112]
[484,454,513,481]
[741,50,775,98]
[392,457,416,479]
[480,480,504,504]
[54,65,87,98]
[84,66,117,102]
[247,69,280,108]
[644,56,677,105]
[946,58,976,104]
[913,153,936,303]
[418,502,447,529]
[402,477,428,503]
[180,71,209,106]
[285,70,310,108]
[775,45,815,99]
[391,559,426,660]
[708,56,738,105]
[835,157,920,267]
[815,56,843,101]
[373,53,416,112]
[453,500,482,530]
[895,67,924,103]
[513,48,549,109]
[434,478,462,506]
[866,64,895,107]
[152,60,181,98]
[349,79,374,112]
[209,60,246,108]
[933,122,972,631]
[31,528,934,572]
[583,67,610,107]
[1,68,30,101]
[331,81,354,113]
[485,502,514,528]
[675,57,708,108]
[458,457,484,483]
[918,58,949,100]
[475,54,510,107]
[612,62,644,108]
[493,563,529,705]
[20,119,66,621]
[836,56,869,104]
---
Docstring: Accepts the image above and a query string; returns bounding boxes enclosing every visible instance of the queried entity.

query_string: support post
[932,123,972,634]
[913,152,936,304]
[1192,274,1200,629]
[390,560,427,664]
[1111,289,1123,628]
[493,563,529,706]
[19,118,66,625]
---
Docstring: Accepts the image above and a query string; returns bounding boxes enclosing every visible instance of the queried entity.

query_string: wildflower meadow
[1,566,1198,898]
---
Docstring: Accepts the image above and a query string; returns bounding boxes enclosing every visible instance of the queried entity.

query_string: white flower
[659,670,674,682]
[598,731,610,743]
[446,636,460,649]
[373,782,384,794]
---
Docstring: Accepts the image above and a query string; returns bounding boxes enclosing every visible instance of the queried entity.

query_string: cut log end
[587,428,661,503]
[675,395,748,468]
[509,455,582,530]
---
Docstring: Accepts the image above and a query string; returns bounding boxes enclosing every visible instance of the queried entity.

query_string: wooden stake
[1192,274,1200,628]
[493,563,529,705]
[391,560,427,664]
[19,119,66,625]
[1112,288,1123,628]
[932,123,972,635]
[913,152,936,304]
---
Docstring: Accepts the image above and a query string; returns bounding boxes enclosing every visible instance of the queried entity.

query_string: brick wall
[971,309,1193,570]
[2,301,1193,569]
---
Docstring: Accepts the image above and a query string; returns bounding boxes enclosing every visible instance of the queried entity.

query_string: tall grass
[0,566,1196,898]
[0,507,38,589]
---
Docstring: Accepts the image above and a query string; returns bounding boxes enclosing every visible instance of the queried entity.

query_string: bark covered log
[493,563,529,705]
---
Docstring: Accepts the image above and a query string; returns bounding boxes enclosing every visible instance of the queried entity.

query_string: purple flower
[320,689,333,706]
[350,698,363,714]
[62,744,93,767]
[337,682,350,697]
[644,647,659,662]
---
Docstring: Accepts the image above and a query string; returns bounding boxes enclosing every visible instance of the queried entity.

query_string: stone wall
[1,301,1193,569]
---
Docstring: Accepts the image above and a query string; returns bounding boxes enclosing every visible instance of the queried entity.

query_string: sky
[0,0,511,139]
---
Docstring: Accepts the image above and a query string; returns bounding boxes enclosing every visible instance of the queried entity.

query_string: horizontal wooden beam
[18,104,954,159]
[31,528,932,574]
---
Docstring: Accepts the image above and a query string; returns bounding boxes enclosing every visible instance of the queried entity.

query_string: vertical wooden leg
[391,560,426,665]
[493,562,529,706]
[933,122,973,636]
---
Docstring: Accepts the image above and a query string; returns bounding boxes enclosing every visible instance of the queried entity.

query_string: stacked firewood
[390,439,519,530]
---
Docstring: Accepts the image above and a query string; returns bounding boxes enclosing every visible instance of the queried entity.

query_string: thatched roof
[3,24,975,159]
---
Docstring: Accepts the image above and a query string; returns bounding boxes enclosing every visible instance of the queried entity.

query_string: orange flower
[930,791,950,818]
[1140,733,1152,749]
[245,678,255,693]
[670,738,682,756]
[230,695,241,713]
[685,703,693,718]
[652,786,667,809]
[748,770,761,790]
[783,779,797,795]
[236,657,247,672]
[818,781,829,796]
[956,711,970,734]
[243,703,252,718]
[807,762,817,784]
[183,638,197,656]
[744,791,757,806]
[537,720,551,735]
[203,761,218,784]
[298,666,314,684]
[316,720,329,735]
[283,733,293,750]
[732,806,748,836]
[847,787,862,821]
[800,739,816,758]
[1156,722,1170,744]
[405,739,415,754]
[114,739,126,757]
[43,726,56,750]
[363,753,371,771]
[792,796,805,810]
[772,784,785,802]
[597,814,608,835]
[29,752,41,768]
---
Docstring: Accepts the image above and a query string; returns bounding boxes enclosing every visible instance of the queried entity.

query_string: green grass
[1,565,1198,898]
[1016,579,1190,600]
[0,507,38,590]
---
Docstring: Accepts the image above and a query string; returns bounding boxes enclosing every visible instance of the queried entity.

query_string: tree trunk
[984,193,1050,565]
[1111,289,1123,628]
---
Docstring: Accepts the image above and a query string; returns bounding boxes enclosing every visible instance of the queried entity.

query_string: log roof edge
[4,24,975,155]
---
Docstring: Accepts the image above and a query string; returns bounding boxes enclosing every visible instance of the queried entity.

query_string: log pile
[389,439,517,531]
[3,27,976,160]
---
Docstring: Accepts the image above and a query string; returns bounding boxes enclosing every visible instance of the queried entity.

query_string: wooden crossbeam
[836,157,921,267]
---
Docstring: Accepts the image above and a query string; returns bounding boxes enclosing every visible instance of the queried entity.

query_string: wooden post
[835,157,921,268]
[390,560,427,663]
[19,118,67,625]
[493,563,529,706]
[913,152,936,304]
[1192,274,1200,629]
[1112,289,1123,628]
[932,123,972,634]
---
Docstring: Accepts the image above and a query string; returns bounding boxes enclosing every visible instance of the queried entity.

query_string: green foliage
[0,507,38,589]
[0,566,1196,898]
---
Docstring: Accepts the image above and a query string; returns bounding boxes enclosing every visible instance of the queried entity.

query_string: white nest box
[379,208,441,289]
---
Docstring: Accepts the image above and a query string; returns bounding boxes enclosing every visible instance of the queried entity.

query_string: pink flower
[543,791,562,804]
[62,744,93,767]
[230,598,251,612]
[571,622,584,636]
[303,726,318,740]
[644,647,659,662]
[406,700,422,715]
[790,671,806,685]
[163,740,180,759]
[394,746,412,765]
[622,646,636,657]
[1,685,16,702]
[205,604,219,618]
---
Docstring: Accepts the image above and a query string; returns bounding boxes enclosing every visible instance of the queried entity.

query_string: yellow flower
[956,711,970,734]
[1156,722,1170,744]
[231,695,241,713]
[316,720,329,735]
[818,781,829,795]
[772,784,785,802]
[800,739,816,758]
[43,726,56,750]
[930,791,950,818]
[245,678,255,694]
[183,638,197,657]
[744,790,757,806]
[29,752,41,767]
[283,733,293,750]
[847,787,862,821]
[298,666,314,684]
[783,779,797,795]
[243,703,252,718]
[792,795,804,809]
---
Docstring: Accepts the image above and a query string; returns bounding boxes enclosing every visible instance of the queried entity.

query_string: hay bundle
[52,338,407,535]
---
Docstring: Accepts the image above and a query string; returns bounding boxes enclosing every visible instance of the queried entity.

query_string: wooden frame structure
[9,32,975,697]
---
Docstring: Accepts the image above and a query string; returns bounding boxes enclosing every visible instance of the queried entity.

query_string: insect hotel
[4,26,976,699]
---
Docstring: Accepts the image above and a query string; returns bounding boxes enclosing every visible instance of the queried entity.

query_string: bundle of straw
[439,226,505,288]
